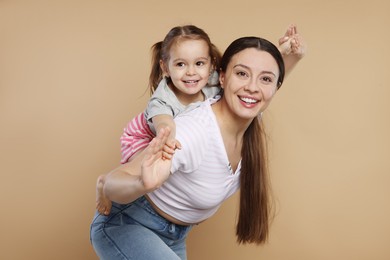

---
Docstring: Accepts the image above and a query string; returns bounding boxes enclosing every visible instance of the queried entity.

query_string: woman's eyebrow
[233,64,277,77]
[233,64,250,70]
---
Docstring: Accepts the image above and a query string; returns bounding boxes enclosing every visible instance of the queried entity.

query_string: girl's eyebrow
[233,64,277,77]
[172,56,210,63]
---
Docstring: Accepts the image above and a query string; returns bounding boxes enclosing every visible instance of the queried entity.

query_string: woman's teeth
[239,97,258,104]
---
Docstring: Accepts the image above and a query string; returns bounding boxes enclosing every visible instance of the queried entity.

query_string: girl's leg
[95,174,112,215]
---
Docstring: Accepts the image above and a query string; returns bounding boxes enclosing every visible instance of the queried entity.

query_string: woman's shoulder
[175,106,211,137]
[174,98,220,151]
[172,97,224,173]
[172,106,216,173]
[181,95,220,113]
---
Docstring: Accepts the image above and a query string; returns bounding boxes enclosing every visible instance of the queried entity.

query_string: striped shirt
[147,97,241,224]
[120,112,153,163]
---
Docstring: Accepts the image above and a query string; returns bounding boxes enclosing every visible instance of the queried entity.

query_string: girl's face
[219,48,279,120]
[162,39,212,104]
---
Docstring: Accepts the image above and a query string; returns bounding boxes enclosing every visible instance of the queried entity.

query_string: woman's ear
[159,60,169,77]
[219,70,225,88]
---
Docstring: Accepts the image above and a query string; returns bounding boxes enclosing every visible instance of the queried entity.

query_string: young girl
[96,24,305,215]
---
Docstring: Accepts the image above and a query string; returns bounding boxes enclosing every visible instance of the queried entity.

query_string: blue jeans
[90,196,192,260]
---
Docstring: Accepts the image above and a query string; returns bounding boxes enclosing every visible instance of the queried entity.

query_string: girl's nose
[186,66,196,75]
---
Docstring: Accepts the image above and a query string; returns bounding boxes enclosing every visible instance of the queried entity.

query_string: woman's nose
[244,79,259,92]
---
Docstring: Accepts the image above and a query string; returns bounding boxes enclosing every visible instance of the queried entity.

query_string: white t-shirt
[147,96,241,224]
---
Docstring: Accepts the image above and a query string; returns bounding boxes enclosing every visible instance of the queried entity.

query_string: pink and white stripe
[120,112,155,163]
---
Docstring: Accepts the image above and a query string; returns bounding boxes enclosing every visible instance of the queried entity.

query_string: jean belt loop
[169,223,176,233]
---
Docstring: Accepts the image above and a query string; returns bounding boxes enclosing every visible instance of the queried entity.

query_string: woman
[91,36,286,260]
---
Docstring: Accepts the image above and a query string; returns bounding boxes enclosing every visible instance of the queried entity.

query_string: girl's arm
[152,114,182,159]
[152,114,176,142]
[103,127,173,204]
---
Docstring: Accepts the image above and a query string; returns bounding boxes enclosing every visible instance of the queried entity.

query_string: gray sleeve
[145,97,175,122]
[202,85,222,98]
[145,79,182,124]
[144,97,174,134]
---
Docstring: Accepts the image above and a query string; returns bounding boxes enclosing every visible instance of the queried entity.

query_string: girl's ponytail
[148,41,163,94]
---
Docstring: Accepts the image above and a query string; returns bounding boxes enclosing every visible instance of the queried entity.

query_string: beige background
[1,0,389,259]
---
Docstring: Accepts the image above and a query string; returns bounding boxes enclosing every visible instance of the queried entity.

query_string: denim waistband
[99,196,192,242]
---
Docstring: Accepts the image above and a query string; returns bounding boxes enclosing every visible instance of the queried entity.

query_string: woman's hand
[141,127,174,191]
[278,24,306,59]
[102,127,174,205]
[278,24,307,75]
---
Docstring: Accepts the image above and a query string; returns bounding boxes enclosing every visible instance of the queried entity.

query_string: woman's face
[219,48,279,120]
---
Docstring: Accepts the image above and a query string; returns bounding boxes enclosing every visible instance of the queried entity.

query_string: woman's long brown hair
[220,36,285,244]
[238,118,272,244]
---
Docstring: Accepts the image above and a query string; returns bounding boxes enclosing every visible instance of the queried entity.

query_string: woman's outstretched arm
[278,24,307,75]
[103,127,173,204]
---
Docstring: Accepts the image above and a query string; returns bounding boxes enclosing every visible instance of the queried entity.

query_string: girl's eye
[176,62,185,67]
[196,61,205,66]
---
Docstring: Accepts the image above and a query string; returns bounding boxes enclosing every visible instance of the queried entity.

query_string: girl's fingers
[175,140,182,150]
[162,151,173,160]
[163,145,175,156]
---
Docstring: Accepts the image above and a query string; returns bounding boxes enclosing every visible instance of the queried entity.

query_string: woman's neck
[212,98,251,139]
[212,99,252,172]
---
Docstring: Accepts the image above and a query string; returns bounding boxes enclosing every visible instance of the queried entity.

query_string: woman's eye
[237,71,248,77]
[261,76,273,83]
